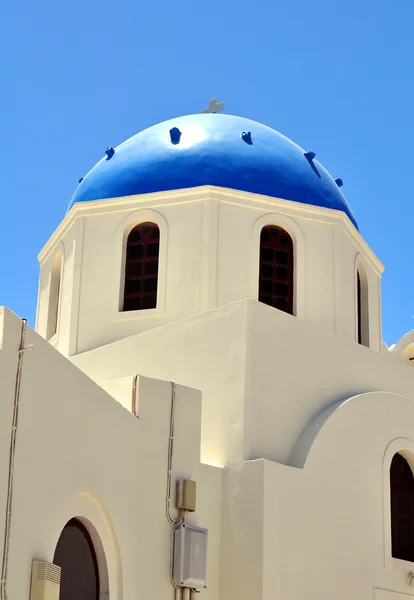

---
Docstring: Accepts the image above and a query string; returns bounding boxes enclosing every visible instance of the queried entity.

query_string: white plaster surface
[0,308,220,600]
[1,184,413,600]
[36,186,383,356]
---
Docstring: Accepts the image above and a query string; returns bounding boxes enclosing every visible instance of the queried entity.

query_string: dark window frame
[390,453,414,563]
[356,264,369,347]
[123,222,160,312]
[259,225,294,315]
[357,271,362,344]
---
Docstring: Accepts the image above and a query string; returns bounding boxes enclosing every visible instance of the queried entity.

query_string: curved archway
[53,519,100,600]
[390,453,414,562]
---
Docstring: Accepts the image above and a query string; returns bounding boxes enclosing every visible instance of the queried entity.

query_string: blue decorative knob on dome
[105,147,115,160]
[169,127,182,145]
[241,131,253,145]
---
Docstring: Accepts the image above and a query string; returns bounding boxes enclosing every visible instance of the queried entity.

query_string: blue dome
[69,114,357,228]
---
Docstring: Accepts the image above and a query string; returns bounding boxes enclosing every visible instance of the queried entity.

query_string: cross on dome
[202,98,224,114]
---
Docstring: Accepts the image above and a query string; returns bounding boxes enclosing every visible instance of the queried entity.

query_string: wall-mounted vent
[30,560,61,600]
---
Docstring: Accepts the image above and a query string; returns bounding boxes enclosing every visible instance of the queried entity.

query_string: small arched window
[390,453,414,562]
[357,271,362,344]
[357,264,369,346]
[53,519,100,600]
[123,222,160,311]
[259,225,294,314]
[46,251,62,340]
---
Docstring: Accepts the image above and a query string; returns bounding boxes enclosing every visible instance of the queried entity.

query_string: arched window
[357,264,369,346]
[46,251,62,340]
[259,225,294,314]
[357,271,362,344]
[123,222,160,311]
[390,453,414,562]
[53,519,100,600]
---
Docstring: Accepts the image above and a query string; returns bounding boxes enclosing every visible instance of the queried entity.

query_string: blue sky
[2,0,413,345]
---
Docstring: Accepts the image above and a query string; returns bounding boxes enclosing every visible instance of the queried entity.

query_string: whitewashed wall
[71,299,414,471]
[220,391,414,600]
[0,308,221,600]
[36,186,383,356]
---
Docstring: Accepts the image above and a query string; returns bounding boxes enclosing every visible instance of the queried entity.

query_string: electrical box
[30,560,61,600]
[173,523,208,589]
[176,479,197,512]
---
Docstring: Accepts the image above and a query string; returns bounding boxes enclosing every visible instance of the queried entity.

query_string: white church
[2,102,414,600]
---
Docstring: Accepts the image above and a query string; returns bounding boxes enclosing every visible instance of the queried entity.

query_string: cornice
[38,186,383,274]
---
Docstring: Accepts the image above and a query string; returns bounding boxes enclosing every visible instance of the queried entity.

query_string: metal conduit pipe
[131,374,139,416]
[182,588,190,600]
[166,381,179,525]
[0,319,34,600]
[165,381,187,600]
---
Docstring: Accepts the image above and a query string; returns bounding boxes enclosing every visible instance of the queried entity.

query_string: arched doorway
[53,519,100,600]
[390,453,414,562]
